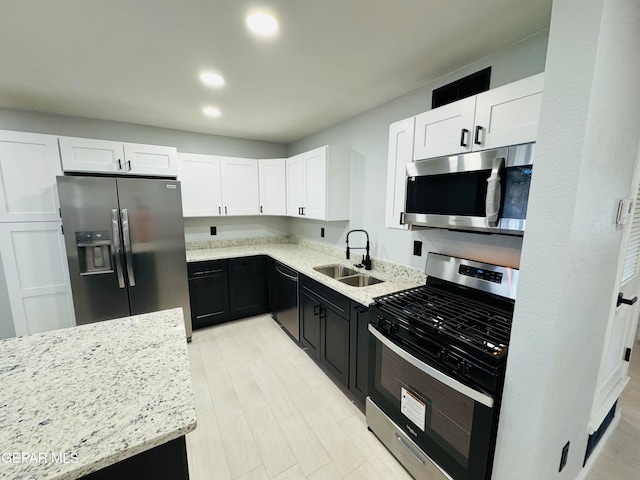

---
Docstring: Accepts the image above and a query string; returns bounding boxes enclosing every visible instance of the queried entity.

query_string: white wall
[0,252,15,339]
[288,29,548,270]
[493,1,640,479]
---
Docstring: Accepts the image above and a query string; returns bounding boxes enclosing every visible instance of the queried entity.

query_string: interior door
[590,162,640,431]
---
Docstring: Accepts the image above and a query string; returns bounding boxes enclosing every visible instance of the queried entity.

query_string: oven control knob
[437,350,448,363]
[457,361,470,376]
[377,316,387,329]
[391,323,399,334]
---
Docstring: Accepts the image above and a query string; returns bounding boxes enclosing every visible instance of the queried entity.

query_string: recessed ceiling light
[200,72,225,87]
[203,107,221,117]
[246,12,278,37]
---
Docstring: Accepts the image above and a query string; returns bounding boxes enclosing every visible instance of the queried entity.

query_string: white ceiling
[0,1,552,144]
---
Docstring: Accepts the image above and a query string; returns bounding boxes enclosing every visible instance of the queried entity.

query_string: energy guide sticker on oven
[401,387,426,431]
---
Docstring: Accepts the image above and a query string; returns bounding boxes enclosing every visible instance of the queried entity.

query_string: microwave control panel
[458,265,503,284]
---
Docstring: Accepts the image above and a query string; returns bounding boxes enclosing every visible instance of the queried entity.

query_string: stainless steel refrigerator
[57,176,192,340]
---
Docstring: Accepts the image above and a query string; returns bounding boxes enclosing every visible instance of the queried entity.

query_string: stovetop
[374,283,513,360]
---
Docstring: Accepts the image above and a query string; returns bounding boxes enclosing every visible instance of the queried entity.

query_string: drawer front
[228,255,266,275]
[187,259,227,278]
[300,275,350,318]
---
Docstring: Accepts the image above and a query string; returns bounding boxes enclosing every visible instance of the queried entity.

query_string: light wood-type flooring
[186,314,640,480]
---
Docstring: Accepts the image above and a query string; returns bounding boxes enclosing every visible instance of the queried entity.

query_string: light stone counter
[0,308,196,480]
[187,243,424,306]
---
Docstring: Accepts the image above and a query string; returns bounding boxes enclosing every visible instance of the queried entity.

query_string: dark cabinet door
[228,256,268,318]
[321,306,350,388]
[349,303,372,404]
[300,291,321,359]
[189,273,229,329]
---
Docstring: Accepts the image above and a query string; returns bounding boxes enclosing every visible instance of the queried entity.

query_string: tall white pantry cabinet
[0,130,75,336]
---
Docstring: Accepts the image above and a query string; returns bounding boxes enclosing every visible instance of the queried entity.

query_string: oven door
[367,325,498,480]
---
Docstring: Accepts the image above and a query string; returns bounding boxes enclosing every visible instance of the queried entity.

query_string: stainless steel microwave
[402,143,534,235]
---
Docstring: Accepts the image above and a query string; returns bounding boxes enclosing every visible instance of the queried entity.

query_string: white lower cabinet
[178,153,222,217]
[258,159,287,215]
[385,117,414,230]
[286,146,351,221]
[0,222,75,336]
[59,136,178,177]
[0,130,63,222]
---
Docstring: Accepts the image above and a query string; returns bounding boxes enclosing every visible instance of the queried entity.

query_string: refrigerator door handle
[121,208,136,287]
[111,209,126,289]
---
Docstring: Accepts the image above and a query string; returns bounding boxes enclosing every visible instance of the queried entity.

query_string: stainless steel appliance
[57,176,192,340]
[366,253,518,480]
[270,260,299,340]
[403,143,534,235]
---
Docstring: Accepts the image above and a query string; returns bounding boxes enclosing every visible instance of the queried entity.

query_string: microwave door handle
[111,209,125,289]
[486,157,505,227]
[121,208,136,287]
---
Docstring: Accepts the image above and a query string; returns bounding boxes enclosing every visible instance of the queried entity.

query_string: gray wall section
[287,30,549,270]
[0,252,16,339]
[0,108,287,158]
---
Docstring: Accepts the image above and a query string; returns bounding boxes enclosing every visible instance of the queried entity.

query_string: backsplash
[186,235,292,250]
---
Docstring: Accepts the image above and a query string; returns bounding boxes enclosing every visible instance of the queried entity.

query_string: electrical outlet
[321,227,325,238]
[210,226,217,236]
[413,240,422,256]
[559,441,570,472]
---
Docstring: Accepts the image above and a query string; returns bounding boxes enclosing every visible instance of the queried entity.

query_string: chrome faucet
[346,229,372,270]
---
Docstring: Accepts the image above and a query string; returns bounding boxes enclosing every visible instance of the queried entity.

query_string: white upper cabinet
[178,153,222,217]
[413,97,476,159]
[220,157,260,216]
[59,136,178,177]
[286,154,304,217]
[385,117,415,230]
[0,130,63,222]
[473,73,544,150]
[258,158,287,215]
[124,142,178,177]
[413,73,544,160]
[286,146,351,221]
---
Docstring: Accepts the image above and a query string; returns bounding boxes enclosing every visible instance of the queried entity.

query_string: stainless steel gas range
[366,253,518,480]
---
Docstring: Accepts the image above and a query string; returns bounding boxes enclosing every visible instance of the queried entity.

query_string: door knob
[617,293,638,307]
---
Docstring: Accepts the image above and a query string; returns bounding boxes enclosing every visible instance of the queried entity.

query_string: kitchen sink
[313,264,384,287]
[313,264,360,278]
[337,274,384,287]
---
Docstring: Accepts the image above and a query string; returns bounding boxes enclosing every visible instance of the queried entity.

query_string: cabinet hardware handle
[218,206,221,215]
[313,304,320,316]
[319,306,327,320]
[399,212,405,225]
[617,293,638,307]
[117,159,122,170]
[474,126,483,145]
[301,207,305,216]
[460,128,469,147]
[225,206,228,215]
[260,206,263,214]
[127,160,132,171]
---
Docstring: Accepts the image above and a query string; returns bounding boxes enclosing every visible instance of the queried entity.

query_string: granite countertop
[187,243,423,306]
[0,308,196,480]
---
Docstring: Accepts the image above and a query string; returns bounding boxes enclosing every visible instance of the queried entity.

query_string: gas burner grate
[374,285,513,358]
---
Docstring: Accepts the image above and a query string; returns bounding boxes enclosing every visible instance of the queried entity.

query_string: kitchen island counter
[187,242,424,306]
[0,308,196,480]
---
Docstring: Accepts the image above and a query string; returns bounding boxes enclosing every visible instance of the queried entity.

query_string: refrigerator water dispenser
[76,231,113,275]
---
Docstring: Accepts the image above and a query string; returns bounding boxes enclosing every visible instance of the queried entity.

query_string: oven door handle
[368,325,495,408]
